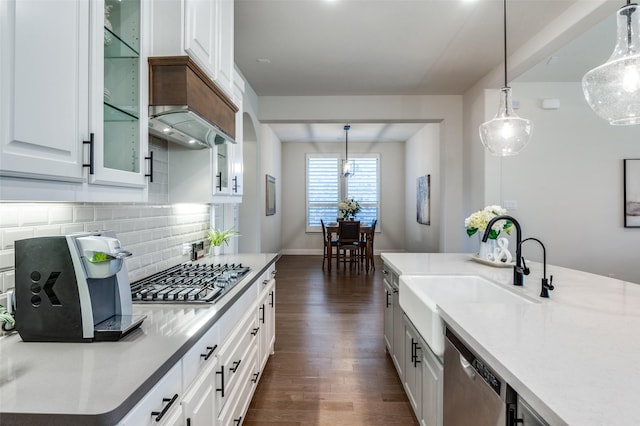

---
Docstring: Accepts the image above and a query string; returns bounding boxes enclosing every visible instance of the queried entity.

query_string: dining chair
[337,221,361,271]
[365,219,377,272]
[320,219,339,270]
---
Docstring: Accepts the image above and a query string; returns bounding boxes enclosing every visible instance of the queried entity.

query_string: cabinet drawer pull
[150,393,178,422]
[251,327,260,336]
[233,416,243,425]
[251,372,260,383]
[216,366,225,397]
[262,279,268,286]
[216,171,222,191]
[83,133,95,175]
[269,291,274,307]
[145,151,154,182]
[200,344,217,361]
[259,304,265,324]
[232,175,238,192]
[385,290,391,308]
[271,270,277,276]
[230,359,242,373]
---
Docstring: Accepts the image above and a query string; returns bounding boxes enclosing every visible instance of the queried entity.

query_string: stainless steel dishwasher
[444,328,517,426]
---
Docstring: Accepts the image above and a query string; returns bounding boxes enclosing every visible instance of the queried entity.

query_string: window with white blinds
[306,154,379,231]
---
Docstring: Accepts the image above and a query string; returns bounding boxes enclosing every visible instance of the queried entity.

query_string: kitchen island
[382,253,640,425]
[0,253,279,426]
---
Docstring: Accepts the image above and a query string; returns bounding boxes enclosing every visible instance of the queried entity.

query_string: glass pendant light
[479,0,533,156]
[342,124,355,178]
[582,1,640,125]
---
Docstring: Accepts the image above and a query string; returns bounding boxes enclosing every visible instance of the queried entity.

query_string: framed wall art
[624,159,640,228]
[417,174,431,225]
[266,174,276,216]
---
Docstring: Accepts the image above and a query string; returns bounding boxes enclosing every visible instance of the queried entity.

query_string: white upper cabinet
[153,0,234,97]
[0,0,89,182]
[91,0,150,189]
[0,0,150,199]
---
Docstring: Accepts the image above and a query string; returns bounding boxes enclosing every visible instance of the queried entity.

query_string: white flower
[464,205,512,239]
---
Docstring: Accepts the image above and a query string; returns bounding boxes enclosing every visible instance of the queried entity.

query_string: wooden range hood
[148,56,238,149]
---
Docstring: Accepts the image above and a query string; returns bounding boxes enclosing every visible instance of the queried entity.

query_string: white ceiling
[234,0,619,143]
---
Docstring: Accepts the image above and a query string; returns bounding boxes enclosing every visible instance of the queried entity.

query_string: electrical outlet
[503,200,518,210]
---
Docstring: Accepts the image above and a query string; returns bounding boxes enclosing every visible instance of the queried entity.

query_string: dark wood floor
[244,255,418,426]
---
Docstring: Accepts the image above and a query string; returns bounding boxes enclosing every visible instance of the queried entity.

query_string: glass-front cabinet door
[91,0,148,188]
[216,142,229,194]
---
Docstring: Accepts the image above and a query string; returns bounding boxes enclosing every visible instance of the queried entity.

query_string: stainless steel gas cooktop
[130,263,251,303]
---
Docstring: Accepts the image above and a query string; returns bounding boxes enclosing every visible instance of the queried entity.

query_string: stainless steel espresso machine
[14,231,145,342]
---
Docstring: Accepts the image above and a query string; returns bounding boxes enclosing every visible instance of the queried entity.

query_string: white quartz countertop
[0,253,279,425]
[382,252,640,426]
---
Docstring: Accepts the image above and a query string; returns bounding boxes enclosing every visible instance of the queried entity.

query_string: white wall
[498,82,640,283]
[280,140,405,254]
[258,95,464,252]
[258,124,282,253]
[405,124,441,253]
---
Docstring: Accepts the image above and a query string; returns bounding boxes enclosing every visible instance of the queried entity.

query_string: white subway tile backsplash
[3,228,35,249]
[49,205,74,224]
[35,225,63,237]
[19,206,48,226]
[0,205,20,227]
[0,201,211,303]
[74,207,95,222]
[2,270,15,292]
[61,223,85,234]
[0,250,14,270]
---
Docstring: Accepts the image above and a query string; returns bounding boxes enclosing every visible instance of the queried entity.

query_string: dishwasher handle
[460,354,476,380]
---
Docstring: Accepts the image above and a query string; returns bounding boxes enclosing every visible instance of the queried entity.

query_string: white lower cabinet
[403,315,443,426]
[258,277,276,369]
[119,269,277,426]
[384,261,442,426]
[118,362,182,426]
[182,357,218,426]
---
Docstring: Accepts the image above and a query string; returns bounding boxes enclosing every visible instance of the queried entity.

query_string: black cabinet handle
[200,344,217,361]
[271,270,277,276]
[393,288,399,294]
[187,418,191,426]
[251,327,260,336]
[83,133,94,175]
[251,372,260,383]
[145,151,153,182]
[385,290,391,308]
[411,339,421,368]
[230,359,242,373]
[216,171,222,190]
[259,304,265,324]
[269,291,274,307]
[216,366,225,397]
[150,393,178,422]
[232,176,238,192]
[262,279,268,286]
[234,416,243,425]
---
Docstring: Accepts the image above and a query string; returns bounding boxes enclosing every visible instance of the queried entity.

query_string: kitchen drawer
[217,281,258,340]
[182,321,220,390]
[218,345,259,426]
[119,362,182,426]
[259,264,277,295]
[215,306,259,414]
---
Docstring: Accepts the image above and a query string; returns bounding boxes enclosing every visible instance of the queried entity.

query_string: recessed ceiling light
[256,58,271,64]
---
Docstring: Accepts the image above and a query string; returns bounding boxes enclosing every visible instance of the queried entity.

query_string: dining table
[325,222,374,272]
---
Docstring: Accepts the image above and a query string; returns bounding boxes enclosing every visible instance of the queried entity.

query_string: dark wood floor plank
[245,255,418,425]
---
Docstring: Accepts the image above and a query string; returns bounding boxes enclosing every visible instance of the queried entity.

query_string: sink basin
[399,275,536,358]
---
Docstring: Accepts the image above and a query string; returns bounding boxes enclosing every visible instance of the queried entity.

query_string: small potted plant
[206,227,240,256]
[0,304,15,332]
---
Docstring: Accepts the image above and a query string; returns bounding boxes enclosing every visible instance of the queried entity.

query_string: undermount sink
[399,274,537,358]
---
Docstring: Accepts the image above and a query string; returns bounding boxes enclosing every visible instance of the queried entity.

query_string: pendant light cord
[503,0,508,88]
